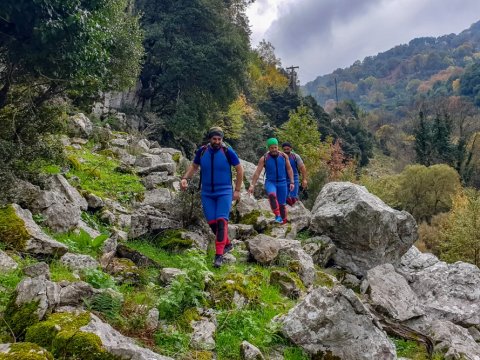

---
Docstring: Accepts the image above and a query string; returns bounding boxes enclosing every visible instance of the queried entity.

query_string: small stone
[146,308,159,331]
[240,340,265,360]
[159,268,186,285]
[23,262,50,279]
[0,250,18,272]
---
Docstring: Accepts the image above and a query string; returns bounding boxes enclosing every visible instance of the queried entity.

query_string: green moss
[25,312,91,347]
[176,307,201,332]
[49,261,78,282]
[210,272,262,309]
[0,205,30,251]
[25,312,117,360]
[314,271,335,288]
[172,153,181,163]
[184,351,213,360]
[4,298,40,339]
[240,210,261,226]
[0,342,54,360]
[156,230,193,252]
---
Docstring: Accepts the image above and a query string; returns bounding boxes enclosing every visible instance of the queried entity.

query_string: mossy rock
[210,271,262,308]
[177,307,201,332]
[4,298,40,339]
[25,312,117,360]
[0,342,54,360]
[156,230,193,252]
[239,210,261,226]
[0,205,30,251]
[314,271,335,288]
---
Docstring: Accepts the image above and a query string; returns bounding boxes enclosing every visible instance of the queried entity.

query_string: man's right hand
[180,179,188,191]
[247,185,254,195]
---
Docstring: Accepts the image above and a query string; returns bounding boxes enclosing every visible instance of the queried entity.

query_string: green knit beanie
[266,138,278,148]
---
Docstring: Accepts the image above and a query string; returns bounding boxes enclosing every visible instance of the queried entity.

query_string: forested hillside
[304,21,480,114]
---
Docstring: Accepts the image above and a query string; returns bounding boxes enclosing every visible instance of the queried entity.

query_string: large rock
[310,182,417,276]
[81,313,173,360]
[401,250,480,327]
[366,263,424,321]
[280,285,396,360]
[246,235,315,286]
[13,276,97,319]
[23,262,50,279]
[135,153,176,176]
[60,253,99,272]
[29,175,88,232]
[0,250,18,271]
[190,319,216,350]
[302,235,336,267]
[129,206,181,239]
[14,276,61,319]
[67,113,93,138]
[11,204,68,257]
[429,320,480,359]
[140,188,173,210]
[287,201,311,231]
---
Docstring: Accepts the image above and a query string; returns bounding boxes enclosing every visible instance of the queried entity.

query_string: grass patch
[50,261,78,282]
[213,264,298,360]
[282,347,309,360]
[392,338,443,360]
[127,240,184,268]
[0,269,23,312]
[66,148,144,203]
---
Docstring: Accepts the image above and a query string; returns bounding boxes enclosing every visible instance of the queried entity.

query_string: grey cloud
[262,0,480,82]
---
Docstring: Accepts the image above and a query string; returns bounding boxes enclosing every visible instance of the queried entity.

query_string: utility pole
[286,65,299,93]
[334,77,339,106]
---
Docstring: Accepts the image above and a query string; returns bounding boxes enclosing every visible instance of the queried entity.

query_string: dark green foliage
[4,298,40,339]
[0,0,143,199]
[414,110,456,167]
[460,60,480,106]
[84,292,123,322]
[157,250,211,320]
[136,0,250,145]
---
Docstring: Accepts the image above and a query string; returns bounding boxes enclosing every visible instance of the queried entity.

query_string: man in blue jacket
[248,138,294,224]
[180,127,244,268]
[282,142,308,206]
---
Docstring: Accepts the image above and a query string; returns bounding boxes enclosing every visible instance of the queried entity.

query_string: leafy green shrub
[157,250,211,319]
[84,292,122,321]
[53,230,108,256]
[154,329,190,356]
[82,269,116,289]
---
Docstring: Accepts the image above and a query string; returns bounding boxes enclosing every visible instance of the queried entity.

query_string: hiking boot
[213,254,223,268]
[275,215,283,223]
[223,243,233,254]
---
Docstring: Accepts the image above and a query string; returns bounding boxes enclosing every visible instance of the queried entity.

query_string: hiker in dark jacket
[180,127,244,268]
[248,138,294,224]
[281,142,307,206]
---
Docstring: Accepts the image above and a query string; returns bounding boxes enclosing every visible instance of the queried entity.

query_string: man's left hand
[289,183,295,191]
[233,190,241,201]
[302,179,308,189]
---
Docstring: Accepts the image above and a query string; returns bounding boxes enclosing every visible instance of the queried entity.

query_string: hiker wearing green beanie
[248,138,294,224]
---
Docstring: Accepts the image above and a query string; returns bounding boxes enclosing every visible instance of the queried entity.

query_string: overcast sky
[246,0,480,83]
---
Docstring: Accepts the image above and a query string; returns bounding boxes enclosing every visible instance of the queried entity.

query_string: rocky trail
[1,113,480,360]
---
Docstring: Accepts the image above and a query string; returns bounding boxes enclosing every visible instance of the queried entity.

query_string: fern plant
[157,250,212,319]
